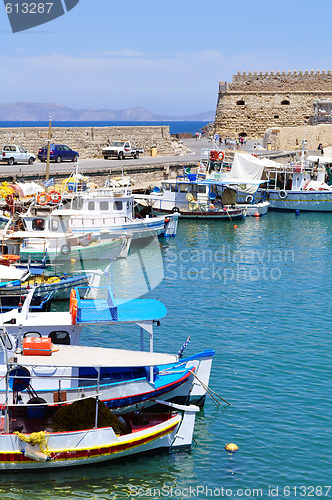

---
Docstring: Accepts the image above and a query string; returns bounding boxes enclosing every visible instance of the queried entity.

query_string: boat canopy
[307,155,332,165]
[14,343,177,368]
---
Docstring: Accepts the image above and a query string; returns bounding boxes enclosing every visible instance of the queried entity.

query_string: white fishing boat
[0,402,198,469]
[230,152,332,211]
[0,211,130,267]
[135,175,246,220]
[30,187,178,239]
[0,286,215,410]
[0,336,199,470]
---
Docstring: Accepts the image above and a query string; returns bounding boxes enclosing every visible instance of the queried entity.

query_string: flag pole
[45,116,52,191]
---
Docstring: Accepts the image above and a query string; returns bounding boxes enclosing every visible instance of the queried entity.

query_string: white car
[1,145,36,165]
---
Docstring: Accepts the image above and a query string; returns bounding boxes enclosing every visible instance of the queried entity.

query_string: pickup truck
[102,141,144,160]
[1,145,36,165]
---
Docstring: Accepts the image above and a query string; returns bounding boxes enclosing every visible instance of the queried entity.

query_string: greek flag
[44,178,55,187]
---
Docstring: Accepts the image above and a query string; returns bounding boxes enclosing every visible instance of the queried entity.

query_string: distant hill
[0,102,215,122]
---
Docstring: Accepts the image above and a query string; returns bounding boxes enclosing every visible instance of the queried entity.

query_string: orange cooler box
[23,337,53,356]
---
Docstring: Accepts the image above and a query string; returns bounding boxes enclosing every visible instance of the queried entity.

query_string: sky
[1,0,332,117]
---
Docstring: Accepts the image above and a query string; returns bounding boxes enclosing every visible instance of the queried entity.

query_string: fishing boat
[230,152,332,211]
[1,286,215,410]
[29,187,178,239]
[0,402,198,469]
[0,339,199,469]
[135,175,246,220]
[0,210,130,267]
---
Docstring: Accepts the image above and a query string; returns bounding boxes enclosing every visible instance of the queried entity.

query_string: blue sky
[1,0,332,116]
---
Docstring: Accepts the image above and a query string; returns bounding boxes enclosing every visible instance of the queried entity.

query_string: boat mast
[45,117,52,190]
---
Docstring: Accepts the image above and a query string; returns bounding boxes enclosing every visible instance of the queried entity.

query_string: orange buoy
[225,443,238,452]
[254,212,260,217]
[233,225,238,229]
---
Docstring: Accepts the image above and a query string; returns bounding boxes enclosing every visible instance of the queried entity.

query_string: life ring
[71,298,78,325]
[69,289,76,314]
[279,190,287,199]
[60,244,71,255]
[37,192,50,206]
[49,191,62,204]
[171,207,180,213]
[246,195,253,204]
[218,151,225,161]
[2,254,20,261]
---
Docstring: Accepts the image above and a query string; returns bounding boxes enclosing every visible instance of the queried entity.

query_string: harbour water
[0,212,331,499]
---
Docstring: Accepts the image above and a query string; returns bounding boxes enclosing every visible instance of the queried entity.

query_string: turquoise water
[1,212,331,499]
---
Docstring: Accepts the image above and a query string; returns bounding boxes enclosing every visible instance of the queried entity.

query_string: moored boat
[0,286,215,410]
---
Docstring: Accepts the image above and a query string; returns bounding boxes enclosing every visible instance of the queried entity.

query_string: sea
[0,121,210,136]
[1,216,331,498]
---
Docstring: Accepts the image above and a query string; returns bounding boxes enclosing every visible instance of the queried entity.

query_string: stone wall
[264,123,332,151]
[215,70,332,139]
[0,125,175,159]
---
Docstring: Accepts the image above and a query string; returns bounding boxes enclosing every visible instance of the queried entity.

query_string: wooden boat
[1,287,215,410]
[0,211,130,267]
[231,152,332,211]
[0,344,199,469]
[135,176,247,220]
[29,187,177,239]
[0,404,197,469]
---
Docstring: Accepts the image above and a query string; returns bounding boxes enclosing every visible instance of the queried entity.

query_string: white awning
[15,344,178,368]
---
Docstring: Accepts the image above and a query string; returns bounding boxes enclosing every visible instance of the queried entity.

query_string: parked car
[1,145,36,165]
[102,141,144,160]
[38,144,79,163]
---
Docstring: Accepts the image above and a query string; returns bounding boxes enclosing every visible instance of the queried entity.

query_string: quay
[0,136,308,189]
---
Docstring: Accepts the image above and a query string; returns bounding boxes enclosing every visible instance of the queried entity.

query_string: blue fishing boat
[0,287,215,413]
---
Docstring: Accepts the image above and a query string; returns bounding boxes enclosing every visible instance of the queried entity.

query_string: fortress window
[274,115,279,119]
[236,100,245,105]
[281,100,290,105]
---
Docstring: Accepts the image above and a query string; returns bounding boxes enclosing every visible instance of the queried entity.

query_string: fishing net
[52,398,129,434]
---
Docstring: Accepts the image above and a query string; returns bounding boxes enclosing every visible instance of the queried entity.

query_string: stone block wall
[215,70,332,139]
[0,125,174,159]
[264,123,332,151]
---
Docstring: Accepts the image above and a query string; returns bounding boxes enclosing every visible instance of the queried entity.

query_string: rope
[15,430,50,456]
[189,369,231,407]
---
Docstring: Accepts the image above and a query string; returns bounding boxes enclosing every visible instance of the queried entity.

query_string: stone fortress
[214,70,332,150]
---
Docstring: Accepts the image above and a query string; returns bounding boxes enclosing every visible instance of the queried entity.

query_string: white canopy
[16,344,178,368]
[0,265,28,282]
[306,155,332,164]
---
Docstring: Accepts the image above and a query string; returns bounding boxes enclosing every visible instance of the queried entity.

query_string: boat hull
[146,206,245,220]
[239,189,332,211]
[0,413,187,469]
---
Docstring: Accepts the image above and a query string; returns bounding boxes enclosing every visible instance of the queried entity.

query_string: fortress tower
[214,70,332,138]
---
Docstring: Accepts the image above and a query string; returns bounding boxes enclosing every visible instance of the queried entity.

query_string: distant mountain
[0,102,215,122]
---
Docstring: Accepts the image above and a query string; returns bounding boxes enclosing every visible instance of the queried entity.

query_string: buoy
[225,443,238,453]
[233,225,238,229]
[70,258,77,264]
[254,212,260,217]
[295,209,300,216]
